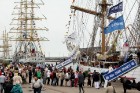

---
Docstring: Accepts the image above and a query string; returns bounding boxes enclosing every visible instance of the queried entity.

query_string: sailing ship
[65,0,139,66]
[0,30,12,62]
[9,0,49,63]
[56,0,140,82]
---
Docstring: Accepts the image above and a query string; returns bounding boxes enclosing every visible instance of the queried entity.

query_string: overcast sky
[0,0,138,57]
[0,0,72,57]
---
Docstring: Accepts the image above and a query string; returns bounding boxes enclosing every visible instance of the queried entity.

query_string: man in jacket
[92,70,100,89]
[78,71,85,93]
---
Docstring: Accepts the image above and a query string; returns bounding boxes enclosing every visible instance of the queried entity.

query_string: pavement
[22,81,140,93]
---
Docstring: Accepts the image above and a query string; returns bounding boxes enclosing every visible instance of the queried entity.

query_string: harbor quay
[22,80,139,93]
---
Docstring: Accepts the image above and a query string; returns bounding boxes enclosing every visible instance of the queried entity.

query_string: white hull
[13,51,45,63]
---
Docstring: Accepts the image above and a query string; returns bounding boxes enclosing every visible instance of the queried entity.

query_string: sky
[0,0,72,57]
[0,0,139,58]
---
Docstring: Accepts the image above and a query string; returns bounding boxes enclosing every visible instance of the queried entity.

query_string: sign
[104,15,125,34]
[103,60,138,81]
[55,51,76,69]
[108,2,123,16]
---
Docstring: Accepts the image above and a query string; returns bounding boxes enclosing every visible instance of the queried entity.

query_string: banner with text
[103,60,138,81]
[104,15,125,34]
[108,2,123,16]
[55,51,77,69]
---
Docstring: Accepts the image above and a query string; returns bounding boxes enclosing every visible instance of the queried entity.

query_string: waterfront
[22,81,139,93]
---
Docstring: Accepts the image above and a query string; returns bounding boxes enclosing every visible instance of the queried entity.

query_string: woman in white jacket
[13,73,22,85]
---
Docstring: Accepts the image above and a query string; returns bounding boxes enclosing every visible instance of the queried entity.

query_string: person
[0,73,6,93]
[93,71,100,89]
[43,70,47,84]
[105,82,116,93]
[60,70,65,86]
[74,71,78,87]
[87,72,91,86]
[32,76,44,93]
[100,72,105,87]
[108,65,113,73]
[78,71,85,93]
[52,71,57,86]
[29,68,33,83]
[36,69,42,79]
[126,55,133,62]
[46,70,51,85]
[131,80,137,88]
[4,76,13,93]
[21,70,27,84]
[137,50,140,64]
[56,71,60,86]
[10,84,23,93]
[121,77,132,93]
[65,72,69,87]
[13,72,22,85]
[70,72,75,87]
[137,81,140,91]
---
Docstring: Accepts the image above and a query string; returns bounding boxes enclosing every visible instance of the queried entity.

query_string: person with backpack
[10,84,23,93]
[32,76,44,93]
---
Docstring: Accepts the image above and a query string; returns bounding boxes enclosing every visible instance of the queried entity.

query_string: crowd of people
[0,62,108,93]
[0,62,138,93]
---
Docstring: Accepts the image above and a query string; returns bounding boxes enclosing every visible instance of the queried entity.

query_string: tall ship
[56,0,140,82]
[0,30,11,62]
[9,0,49,63]
[63,0,139,66]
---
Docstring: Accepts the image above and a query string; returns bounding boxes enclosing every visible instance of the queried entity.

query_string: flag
[123,41,129,47]
[104,15,125,34]
[31,49,35,53]
[65,31,78,43]
[108,2,123,16]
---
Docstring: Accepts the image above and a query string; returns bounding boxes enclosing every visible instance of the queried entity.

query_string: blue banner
[108,2,123,16]
[55,51,77,69]
[103,60,138,81]
[104,15,125,34]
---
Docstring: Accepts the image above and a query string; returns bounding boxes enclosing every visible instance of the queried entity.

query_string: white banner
[55,45,80,69]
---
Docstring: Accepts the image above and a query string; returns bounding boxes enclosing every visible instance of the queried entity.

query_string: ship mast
[0,30,11,59]
[10,0,48,41]
[71,0,113,54]
[9,0,49,62]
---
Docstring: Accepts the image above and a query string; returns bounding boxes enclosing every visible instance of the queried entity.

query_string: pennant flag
[104,15,125,34]
[123,40,129,47]
[108,2,123,16]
